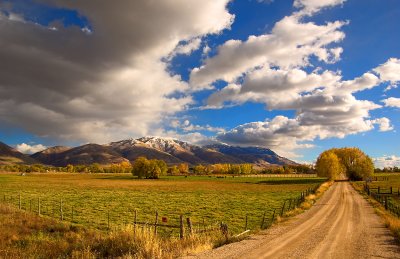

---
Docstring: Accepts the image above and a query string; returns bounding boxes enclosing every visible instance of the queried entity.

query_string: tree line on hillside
[315,147,374,180]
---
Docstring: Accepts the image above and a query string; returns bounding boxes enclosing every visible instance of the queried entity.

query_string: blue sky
[0,0,399,167]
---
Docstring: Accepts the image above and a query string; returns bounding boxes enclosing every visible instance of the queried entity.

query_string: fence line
[0,185,320,239]
[364,184,400,217]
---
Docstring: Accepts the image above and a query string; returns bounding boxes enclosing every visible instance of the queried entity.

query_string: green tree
[131,157,166,179]
[131,157,149,179]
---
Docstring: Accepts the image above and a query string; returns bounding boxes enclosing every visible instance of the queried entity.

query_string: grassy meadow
[353,173,400,206]
[0,173,324,235]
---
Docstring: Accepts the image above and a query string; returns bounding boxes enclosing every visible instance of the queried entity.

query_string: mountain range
[0,137,296,167]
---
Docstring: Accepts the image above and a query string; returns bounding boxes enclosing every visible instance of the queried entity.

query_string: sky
[0,0,399,167]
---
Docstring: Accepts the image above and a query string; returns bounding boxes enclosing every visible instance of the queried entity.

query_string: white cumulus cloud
[188,0,398,158]
[374,155,400,169]
[374,58,400,84]
[190,12,347,89]
[382,97,400,108]
[15,143,47,154]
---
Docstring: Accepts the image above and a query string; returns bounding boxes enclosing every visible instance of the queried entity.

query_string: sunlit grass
[0,203,216,259]
[353,174,400,206]
[0,173,324,235]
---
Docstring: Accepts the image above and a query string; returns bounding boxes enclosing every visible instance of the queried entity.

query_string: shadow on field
[92,175,135,180]
[253,178,326,185]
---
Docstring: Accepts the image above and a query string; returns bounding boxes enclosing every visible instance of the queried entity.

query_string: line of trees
[375,167,400,173]
[259,164,314,174]
[0,159,316,178]
[188,163,255,175]
[315,147,374,180]
[0,162,133,174]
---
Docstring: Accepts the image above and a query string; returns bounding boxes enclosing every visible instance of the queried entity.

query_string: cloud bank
[374,155,400,169]
[188,0,398,157]
[0,0,233,143]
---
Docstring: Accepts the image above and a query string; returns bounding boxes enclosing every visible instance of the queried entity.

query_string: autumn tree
[315,151,343,180]
[177,163,189,174]
[316,147,374,180]
[333,147,374,180]
[168,165,180,175]
[193,164,207,174]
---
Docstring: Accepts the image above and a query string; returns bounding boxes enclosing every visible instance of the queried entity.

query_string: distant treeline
[375,167,400,173]
[0,157,315,178]
[0,162,132,174]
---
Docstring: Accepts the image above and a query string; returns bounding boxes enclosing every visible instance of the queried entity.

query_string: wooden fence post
[260,211,266,229]
[154,211,159,235]
[245,215,248,231]
[134,209,137,235]
[270,209,276,226]
[220,223,229,241]
[107,210,110,230]
[180,215,185,239]
[280,201,286,216]
[60,199,63,221]
[385,196,388,210]
[187,217,193,235]
[38,197,41,216]
[30,199,32,212]
[390,187,393,194]
[71,206,74,222]
[18,192,21,210]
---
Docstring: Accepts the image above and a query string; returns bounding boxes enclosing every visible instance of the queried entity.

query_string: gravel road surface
[186,182,400,259]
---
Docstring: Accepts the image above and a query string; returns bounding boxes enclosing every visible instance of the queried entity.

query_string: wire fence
[0,185,320,239]
[364,184,400,217]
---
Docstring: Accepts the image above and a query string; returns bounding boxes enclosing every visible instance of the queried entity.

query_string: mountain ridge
[0,141,38,165]
[22,137,297,166]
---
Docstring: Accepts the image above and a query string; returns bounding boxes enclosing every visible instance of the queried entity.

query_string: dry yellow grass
[0,203,215,259]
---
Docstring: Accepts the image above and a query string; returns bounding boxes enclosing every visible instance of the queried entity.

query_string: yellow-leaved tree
[315,150,344,180]
[315,147,374,180]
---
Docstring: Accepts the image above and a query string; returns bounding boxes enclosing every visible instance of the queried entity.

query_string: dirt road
[188,182,400,259]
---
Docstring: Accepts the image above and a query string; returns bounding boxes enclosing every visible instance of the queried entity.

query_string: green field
[0,173,325,235]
